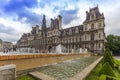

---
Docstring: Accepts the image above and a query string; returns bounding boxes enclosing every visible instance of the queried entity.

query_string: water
[56,44,62,53]
[56,44,66,53]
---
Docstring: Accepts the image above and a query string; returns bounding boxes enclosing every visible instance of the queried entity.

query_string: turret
[41,15,46,31]
[57,15,62,30]
[41,15,47,37]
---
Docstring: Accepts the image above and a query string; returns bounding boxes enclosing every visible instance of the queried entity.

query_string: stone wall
[0,53,91,71]
[0,64,16,80]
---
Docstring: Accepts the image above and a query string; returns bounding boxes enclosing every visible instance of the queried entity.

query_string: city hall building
[17,6,105,53]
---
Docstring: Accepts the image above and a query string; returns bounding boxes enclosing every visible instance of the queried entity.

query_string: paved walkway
[70,57,103,80]
[114,56,120,60]
[29,71,56,80]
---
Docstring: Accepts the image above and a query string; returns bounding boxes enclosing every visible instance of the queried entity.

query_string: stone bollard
[0,64,16,80]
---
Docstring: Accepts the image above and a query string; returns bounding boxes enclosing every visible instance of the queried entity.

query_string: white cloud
[0,17,31,33]
[99,0,120,35]
[0,33,18,44]
[25,4,59,19]
[0,15,31,43]
[0,0,120,44]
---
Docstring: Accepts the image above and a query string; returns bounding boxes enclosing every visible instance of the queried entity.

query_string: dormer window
[76,27,79,33]
[69,29,72,35]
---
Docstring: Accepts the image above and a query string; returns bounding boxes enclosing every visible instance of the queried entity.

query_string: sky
[0,0,120,44]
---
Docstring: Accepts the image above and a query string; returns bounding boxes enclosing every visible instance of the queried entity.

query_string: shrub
[99,75,106,80]
[99,62,116,77]
[99,74,120,80]
[102,48,114,68]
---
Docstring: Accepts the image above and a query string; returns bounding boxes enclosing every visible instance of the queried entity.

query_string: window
[85,26,87,30]
[76,28,79,33]
[99,33,101,38]
[91,43,94,48]
[99,23,101,27]
[91,14,94,19]
[80,38,81,42]
[99,43,100,48]
[69,29,72,35]
[91,24,94,29]
[85,43,86,48]
[85,35,86,40]
[91,33,94,40]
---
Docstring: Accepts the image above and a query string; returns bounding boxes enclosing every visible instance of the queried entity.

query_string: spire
[42,15,46,31]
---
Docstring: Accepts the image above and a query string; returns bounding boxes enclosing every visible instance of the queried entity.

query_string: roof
[61,25,83,36]
[62,25,83,31]
[84,6,103,22]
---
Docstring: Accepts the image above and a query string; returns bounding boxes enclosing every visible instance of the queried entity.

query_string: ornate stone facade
[17,6,105,53]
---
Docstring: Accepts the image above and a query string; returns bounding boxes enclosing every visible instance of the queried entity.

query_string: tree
[105,34,120,55]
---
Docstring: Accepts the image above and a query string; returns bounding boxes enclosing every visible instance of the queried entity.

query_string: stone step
[29,71,56,80]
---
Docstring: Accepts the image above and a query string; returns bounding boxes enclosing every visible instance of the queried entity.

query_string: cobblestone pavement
[37,56,100,80]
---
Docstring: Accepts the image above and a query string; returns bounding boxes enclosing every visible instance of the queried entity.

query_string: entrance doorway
[48,46,52,52]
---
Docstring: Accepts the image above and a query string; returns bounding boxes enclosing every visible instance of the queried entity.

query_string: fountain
[55,44,66,53]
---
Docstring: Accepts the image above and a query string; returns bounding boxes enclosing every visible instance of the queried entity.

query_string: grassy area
[16,75,36,80]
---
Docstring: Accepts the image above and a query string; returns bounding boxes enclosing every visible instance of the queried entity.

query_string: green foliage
[16,75,35,80]
[86,63,102,80]
[99,74,120,80]
[99,75,106,80]
[106,34,120,55]
[99,62,117,77]
[102,48,114,68]
[114,58,120,69]
[87,48,120,80]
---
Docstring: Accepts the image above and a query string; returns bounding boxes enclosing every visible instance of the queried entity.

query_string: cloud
[0,0,120,44]
[60,9,79,25]
[0,15,31,43]
[0,24,14,34]
[99,0,120,35]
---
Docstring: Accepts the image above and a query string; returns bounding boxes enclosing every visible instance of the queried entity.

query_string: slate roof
[85,6,103,21]
[61,25,83,36]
